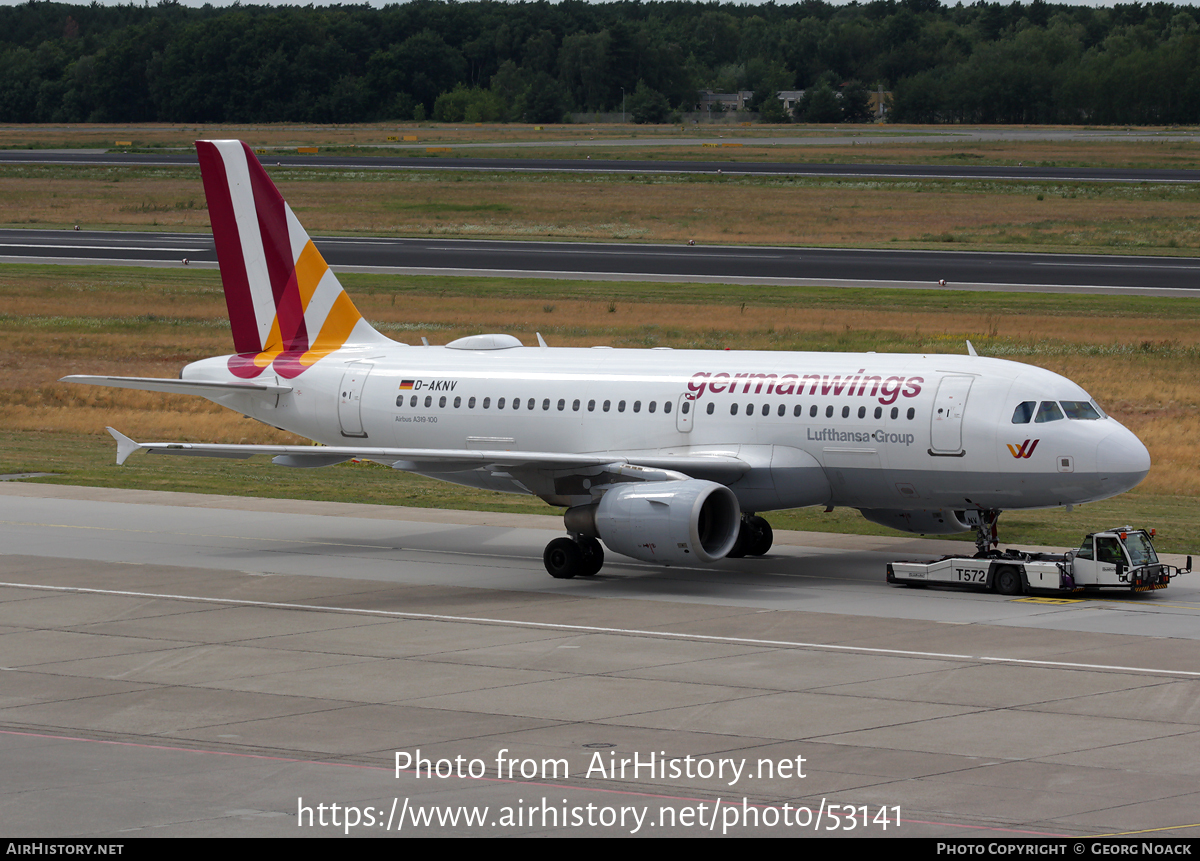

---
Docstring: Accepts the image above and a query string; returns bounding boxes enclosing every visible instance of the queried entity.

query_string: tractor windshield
[1121,532,1159,567]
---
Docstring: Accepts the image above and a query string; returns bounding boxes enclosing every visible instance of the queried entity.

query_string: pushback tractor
[886,527,1190,596]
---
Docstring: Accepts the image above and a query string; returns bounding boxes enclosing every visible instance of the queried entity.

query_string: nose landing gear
[973,509,1001,557]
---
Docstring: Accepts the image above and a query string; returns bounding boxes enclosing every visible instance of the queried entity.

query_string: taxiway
[5,228,1200,296]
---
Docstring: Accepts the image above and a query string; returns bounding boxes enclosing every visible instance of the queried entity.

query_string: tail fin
[196,140,389,379]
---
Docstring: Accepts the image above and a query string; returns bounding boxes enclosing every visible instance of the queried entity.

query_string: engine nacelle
[858,508,974,535]
[565,480,741,565]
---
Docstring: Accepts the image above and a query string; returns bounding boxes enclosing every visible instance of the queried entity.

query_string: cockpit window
[1061,401,1102,420]
[1034,401,1065,423]
[1011,401,1036,424]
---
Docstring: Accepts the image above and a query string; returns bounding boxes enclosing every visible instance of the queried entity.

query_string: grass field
[3,122,1200,169]
[4,162,1200,255]
[2,264,1197,552]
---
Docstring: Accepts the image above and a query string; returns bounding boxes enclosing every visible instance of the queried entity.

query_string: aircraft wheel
[726,522,749,559]
[994,565,1023,596]
[544,537,582,579]
[579,537,604,577]
[746,516,773,556]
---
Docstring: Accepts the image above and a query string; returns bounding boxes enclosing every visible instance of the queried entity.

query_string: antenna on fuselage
[966,340,978,357]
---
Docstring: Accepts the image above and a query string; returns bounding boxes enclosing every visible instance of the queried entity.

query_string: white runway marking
[3,579,1197,679]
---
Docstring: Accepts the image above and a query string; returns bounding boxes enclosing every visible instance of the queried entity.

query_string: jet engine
[564,479,741,565]
[858,508,974,535]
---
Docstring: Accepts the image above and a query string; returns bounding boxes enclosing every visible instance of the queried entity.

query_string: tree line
[2,0,1199,125]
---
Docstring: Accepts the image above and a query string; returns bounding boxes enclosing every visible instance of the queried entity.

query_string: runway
[5,228,1200,296]
[4,147,1200,184]
[2,482,1198,837]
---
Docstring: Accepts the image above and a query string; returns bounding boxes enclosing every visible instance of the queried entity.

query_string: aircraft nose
[1095,426,1151,494]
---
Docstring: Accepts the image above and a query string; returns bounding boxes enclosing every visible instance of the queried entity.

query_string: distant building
[696,90,754,112]
[777,89,806,116]
[869,90,892,119]
[776,90,805,116]
[777,86,893,120]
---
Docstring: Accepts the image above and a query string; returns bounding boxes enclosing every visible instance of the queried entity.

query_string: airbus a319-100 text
[61,141,1151,579]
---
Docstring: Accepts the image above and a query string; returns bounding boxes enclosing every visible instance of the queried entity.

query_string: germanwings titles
[61,140,1151,579]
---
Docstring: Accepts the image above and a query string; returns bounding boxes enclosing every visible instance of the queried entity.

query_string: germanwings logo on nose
[1007,439,1040,459]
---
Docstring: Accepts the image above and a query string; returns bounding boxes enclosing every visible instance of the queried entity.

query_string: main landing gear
[540,514,775,579]
[543,535,604,579]
[726,514,773,559]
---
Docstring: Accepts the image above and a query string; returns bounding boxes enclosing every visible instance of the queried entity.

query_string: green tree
[627,80,670,123]
[798,81,841,122]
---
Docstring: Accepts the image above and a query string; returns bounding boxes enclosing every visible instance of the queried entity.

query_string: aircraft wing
[61,375,293,397]
[104,428,751,485]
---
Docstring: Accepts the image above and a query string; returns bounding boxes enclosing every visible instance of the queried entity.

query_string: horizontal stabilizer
[62,375,292,397]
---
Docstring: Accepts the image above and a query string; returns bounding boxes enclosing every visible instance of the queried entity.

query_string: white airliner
[61,140,1151,579]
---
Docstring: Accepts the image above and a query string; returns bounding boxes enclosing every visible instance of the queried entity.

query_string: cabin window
[558,399,566,411]
[395,396,404,407]
[453,396,461,408]
[573,399,581,411]
[425,396,432,408]
[439,396,446,408]
[468,397,476,409]
[826,405,834,418]
[1012,401,1036,424]
[618,400,626,412]
[497,398,505,409]
[410,396,418,408]
[648,401,656,414]
[730,403,739,416]
[512,398,520,410]
[603,400,611,412]
[907,407,915,420]
[588,399,596,412]
[890,407,899,419]
[707,403,714,415]
[745,403,754,415]
[633,401,641,413]
[874,406,882,419]
[858,406,866,419]
[527,398,535,410]
[810,405,818,417]
[794,404,802,417]
[542,398,551,411]
[664,401,672,414]
[482,397,490,409]
[778,404,786,417]
[842,406,850,419]
[1035,401,1065,423]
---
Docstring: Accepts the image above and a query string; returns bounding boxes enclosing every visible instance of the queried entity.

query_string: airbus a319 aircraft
[62,141,1151,579]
